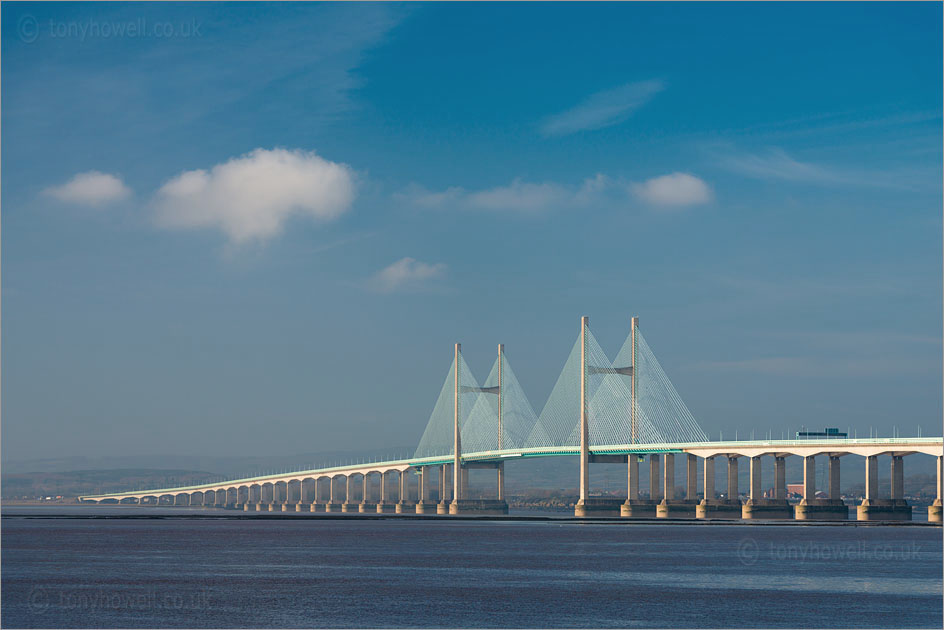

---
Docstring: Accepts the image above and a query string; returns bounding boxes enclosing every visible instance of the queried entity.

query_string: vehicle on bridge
[796,427,847,439]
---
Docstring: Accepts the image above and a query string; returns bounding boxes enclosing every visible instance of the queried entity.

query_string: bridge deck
[79,437,943,501]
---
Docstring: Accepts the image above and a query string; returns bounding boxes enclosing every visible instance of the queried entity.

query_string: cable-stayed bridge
[80,316,944,523]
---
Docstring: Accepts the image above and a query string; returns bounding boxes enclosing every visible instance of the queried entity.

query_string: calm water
[2,506,941,628]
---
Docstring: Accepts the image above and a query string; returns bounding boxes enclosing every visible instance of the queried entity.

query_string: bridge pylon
[450,342,509,515]
[575,315,628,517]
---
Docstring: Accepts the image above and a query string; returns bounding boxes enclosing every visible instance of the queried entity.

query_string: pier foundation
[621,499,657,518]
[928,500,942,523]
[696,500,742,519]
[449,499,509,515]
[574,497,623,517]
[856,499,911,521]
[657,499,698,519]
[742,499,793,520]
[795,499,849,520]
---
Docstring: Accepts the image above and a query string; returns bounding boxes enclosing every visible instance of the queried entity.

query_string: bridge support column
[416,468,436,514]
[697,456,741,519]
[359,473,377,513]
[929,456,943,523]
[743,455,792,520]
[858,455,911,521]
[326,476,343,513]
[649,454,661,501]
[280,483,292,512]
[342,476,358,512]
[658,453,697,518]
[437,465,450,514]
[397,469,416,513]
[497,462,505,502]
[254,484,265,512]
[310,479,325,512]
[378,472,396,513]
[686,454,697,500]
[574,317,599,517]
[796,455,847,520]
[622,454,656,517]
[450,462,510,515]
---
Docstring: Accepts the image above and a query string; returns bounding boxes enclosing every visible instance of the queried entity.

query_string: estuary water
[2,506,941,628]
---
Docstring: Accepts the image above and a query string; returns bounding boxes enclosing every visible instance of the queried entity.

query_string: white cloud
[467,179,569,212]
[370,257,447,293]
[394,184,466,208]
[44,171,131,206]
[631,172,712,207]
[153,148,355,244]
[397,174,617,214]
[541,80,664,136]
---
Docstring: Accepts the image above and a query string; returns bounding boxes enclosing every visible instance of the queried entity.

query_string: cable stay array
[413,320,707,460]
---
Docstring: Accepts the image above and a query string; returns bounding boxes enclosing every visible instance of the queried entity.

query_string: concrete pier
[929,456,943,523]
[415,467,437,513]
[449,499,509,515]
[857,455,911,521]
[574,317,593,518]
[698,456,741,519]
[376,471,396,513]
[796,456,848,520]
[657,454,697,518]
[437,464,451,514]
[621,453,656,517]
[742,455,792,519]
[396,469,415,513]
[574,497,623,517]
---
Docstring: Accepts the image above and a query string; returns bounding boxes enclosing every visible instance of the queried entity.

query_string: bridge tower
[575,316,627,517]
[449,342,509,515]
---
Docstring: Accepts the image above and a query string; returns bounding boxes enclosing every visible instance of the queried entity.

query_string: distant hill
[2,469,219,499]
[1,447,418,477]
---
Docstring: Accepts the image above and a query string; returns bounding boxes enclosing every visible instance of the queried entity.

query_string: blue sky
[3,2,942,462]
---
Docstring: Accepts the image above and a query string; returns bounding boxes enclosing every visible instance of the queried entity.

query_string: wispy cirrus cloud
[712,146,926,190]
[540,79,665,136]
[44,171,132,206]
[398,171,712,213]
[395,177,596,213]
[717,147,845,184]
[369,257,447,293]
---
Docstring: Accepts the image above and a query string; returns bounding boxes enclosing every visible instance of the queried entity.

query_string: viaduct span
[80,317,944,523]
